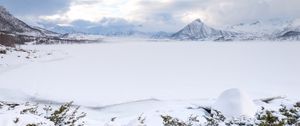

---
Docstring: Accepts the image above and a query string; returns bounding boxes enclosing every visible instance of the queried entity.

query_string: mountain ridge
[0,6,45,36]
[171,18,300,41]
[0,6,99,46]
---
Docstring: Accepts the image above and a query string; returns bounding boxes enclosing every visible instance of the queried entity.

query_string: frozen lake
[0,40,300,106]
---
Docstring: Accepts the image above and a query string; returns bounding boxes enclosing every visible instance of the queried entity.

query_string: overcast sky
[1,0,300,32]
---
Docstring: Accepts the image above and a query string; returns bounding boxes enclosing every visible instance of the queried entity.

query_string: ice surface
[1,40,300,106]
[0,88,31,102]
[1,39,300,125]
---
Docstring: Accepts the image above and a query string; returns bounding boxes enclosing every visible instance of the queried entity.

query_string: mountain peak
[194,18,202,23]
[0,5,5,9]
[172,18,236,40]
[0,6,9,14]
[192,18,203,24]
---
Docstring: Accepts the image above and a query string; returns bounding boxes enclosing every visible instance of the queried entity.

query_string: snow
[0,114,54,126]
[0,101,55,126]
[81,99,212,125]
[213,88,257,118]
[0,88,31,102]
[1,39,300,125]
[1,40,300,106]
[0,45,68,75]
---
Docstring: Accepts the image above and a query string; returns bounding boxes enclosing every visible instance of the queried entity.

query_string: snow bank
[213,88,257,118]
[0,114,54,126]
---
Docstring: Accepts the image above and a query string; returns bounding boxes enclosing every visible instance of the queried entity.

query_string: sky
[1,0,300,32]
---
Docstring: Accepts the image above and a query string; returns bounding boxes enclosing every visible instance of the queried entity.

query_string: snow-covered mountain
[32,26,60,37]
[225,19,300,41]
[36,22,79,34]
[172,19,237,40]
[38,19,151,37]
[0,6,44,36]
[3,2,300,42]
[170,18,300,41]
[0,6,100,46]
[59,33,104,42]
[275,20,300,40]
[227,19,291,35]
[151,31,173,39]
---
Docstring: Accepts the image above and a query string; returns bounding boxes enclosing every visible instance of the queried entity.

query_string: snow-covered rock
[213,88,257,118]
[172,19,237,40]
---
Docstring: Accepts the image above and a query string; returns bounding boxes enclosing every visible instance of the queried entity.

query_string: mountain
[0,6,44,36]
[38,21,151,37]
[225,19,292,40]
[36,22,78,34]
[151,31,172,39]
[32,26,60,37]
[227,20,291,35]
[225,19,300,41]
[171,18,300,41]
[0,6,98,46]
[276,27,300,40]
[0,6,47,46]
[172,19,237,40]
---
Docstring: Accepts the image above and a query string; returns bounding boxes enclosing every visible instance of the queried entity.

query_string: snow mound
[213,88,257,118]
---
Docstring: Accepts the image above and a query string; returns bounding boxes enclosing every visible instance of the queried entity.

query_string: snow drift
[213,88,257,118]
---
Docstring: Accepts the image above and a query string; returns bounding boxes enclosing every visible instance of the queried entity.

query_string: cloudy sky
[1,0,300,32]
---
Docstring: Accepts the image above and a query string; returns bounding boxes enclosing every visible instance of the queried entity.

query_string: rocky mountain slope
[0,6,45,36]
[0,6,99,47]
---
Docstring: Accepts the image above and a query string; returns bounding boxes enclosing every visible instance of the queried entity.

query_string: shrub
[161,115,188,126]
[225,116,255,126]
[46,101,86,126]
[0,49,6,54]
[256,107,285,126]
[203,109,226,126]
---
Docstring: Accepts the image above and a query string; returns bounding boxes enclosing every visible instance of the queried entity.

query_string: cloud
[0,0,71,15]
[125,0,211,31]
[2,0,300,32]
[131,0,300,31]
[200,0,300,26]
[38,17,138,34]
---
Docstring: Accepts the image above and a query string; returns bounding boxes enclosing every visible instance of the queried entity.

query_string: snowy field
[1,40,300,125]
